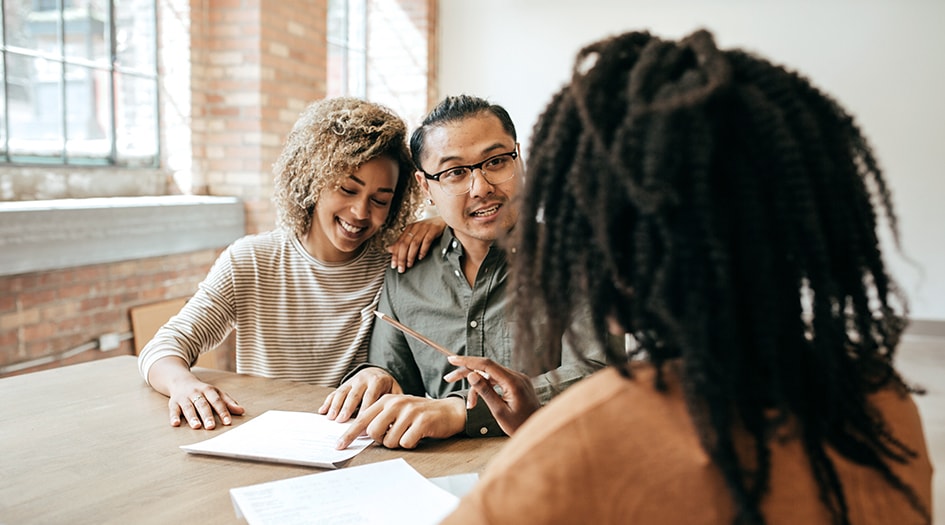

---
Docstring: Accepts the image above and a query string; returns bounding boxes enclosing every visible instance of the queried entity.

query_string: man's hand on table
[335,394,466,450]
[318,367,403,422]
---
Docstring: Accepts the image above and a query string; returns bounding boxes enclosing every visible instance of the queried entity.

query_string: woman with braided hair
[442,29,932,524]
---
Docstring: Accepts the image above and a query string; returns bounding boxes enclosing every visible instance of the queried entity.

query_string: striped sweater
[137,229,386,386]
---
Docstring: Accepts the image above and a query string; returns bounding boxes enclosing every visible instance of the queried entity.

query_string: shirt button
[454,269,461,278]
[469,320,478,328]
[452,241,458,248]
[479,427,488,435]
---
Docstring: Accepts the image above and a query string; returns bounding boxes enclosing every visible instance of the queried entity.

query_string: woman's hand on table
[169,379,244,430]
[148,356,244,430]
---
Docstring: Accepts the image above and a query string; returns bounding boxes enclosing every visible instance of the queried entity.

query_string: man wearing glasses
[322,95,605,449]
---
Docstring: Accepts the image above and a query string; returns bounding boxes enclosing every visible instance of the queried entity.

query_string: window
[0,0,158,166]
[327,0,366,98]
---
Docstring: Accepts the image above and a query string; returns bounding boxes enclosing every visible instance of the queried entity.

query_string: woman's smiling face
[306,155,399,263]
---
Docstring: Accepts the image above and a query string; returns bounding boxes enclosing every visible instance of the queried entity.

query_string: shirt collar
[437,227,511,262]
[438,227,464,260]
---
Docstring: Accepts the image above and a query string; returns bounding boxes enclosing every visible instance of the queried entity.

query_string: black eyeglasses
[420,147,519,196]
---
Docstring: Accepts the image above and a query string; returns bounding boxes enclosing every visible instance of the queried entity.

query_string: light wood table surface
[0,355,507,524]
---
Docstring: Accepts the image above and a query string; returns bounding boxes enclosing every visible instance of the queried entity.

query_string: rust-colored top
[443,363,932,524]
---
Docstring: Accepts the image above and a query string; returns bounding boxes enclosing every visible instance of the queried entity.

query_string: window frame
[0,0,160,167]
[326,0,367,98]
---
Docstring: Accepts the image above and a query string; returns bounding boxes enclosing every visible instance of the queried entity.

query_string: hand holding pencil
[372,311,537,436]
[374,311,491,381]
[443,355,540,436]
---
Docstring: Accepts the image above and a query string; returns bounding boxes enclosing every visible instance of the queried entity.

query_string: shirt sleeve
[365,271,427,397]
[530,306,608,404]
[446,391,506,437]
[137,247,238,384]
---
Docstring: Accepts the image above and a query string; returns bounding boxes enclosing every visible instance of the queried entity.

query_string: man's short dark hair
[410,95,517,170]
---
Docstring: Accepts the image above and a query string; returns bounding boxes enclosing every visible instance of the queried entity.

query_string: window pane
[327,43,346,98]
[347,0,365,52]
[9,54,63,156]
[326,0,366,98]
[115,0,155,71]
[65,0,109,64]
[327,0,349,46]
[65,63,110,159]
[2,0,159,166]
[347,49,365,96]
[114,72,157,164]
[5,0,52,53]
[0,59,6,155]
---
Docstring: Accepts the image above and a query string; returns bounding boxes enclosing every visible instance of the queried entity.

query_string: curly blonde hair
[272,97,422,250]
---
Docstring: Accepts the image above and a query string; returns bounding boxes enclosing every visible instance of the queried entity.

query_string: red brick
[0,309,40,330]
[23,322,56,341]
[0,294,15,314]
[0,329,18,349]
[40,302,80,322]
[16,288,55,310]
[80,297,109,311]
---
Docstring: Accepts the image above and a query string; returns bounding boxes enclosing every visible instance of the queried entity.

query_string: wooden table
[0,356,507,524]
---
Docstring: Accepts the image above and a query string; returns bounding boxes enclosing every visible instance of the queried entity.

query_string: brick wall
[0,0,437,378]
[194,0,328,235]
[0,250,224,376]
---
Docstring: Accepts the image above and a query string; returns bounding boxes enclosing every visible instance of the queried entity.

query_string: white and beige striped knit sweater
[137,229,386,387]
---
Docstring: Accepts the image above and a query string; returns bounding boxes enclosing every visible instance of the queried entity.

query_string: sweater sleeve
[137,247,237,384]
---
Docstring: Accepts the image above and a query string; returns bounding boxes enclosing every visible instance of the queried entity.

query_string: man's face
[415,113,521,251]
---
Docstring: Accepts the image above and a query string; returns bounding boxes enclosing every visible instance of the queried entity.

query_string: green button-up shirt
[362,228,606,437]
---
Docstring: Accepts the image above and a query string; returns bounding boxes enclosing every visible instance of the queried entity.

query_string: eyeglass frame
[419,145,520,195]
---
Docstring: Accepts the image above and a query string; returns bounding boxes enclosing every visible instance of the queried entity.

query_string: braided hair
[512,29,927,524]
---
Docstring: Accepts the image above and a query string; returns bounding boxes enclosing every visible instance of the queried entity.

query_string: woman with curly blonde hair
[138,97,442,431]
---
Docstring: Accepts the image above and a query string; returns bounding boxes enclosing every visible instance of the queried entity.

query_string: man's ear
[415,170,431,198]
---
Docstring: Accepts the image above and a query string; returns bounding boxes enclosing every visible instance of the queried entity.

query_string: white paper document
[180,410,374,468]
[230,458,461,525]
[429,472,480,498]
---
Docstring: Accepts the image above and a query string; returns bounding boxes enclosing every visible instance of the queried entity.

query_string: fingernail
[328,409,336,419]
[223,416,231,424]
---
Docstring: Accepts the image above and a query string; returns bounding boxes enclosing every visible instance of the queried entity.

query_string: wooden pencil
[373,310,455,357]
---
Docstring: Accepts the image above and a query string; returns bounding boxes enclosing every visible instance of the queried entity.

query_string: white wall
[438,0,945,322]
